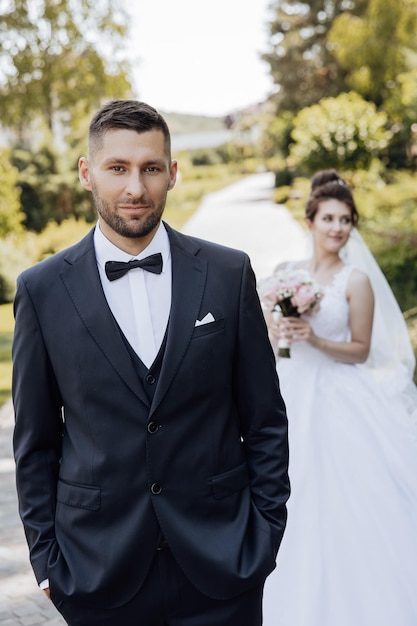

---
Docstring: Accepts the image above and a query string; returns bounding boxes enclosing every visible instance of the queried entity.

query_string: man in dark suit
[12,99,290,625]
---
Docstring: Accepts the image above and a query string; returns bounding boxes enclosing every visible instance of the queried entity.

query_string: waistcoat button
[146,374,156,385]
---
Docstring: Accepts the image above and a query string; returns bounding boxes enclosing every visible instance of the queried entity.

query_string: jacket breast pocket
[56,479,101,511]
[209,462,249,499]
[192,317,224,339]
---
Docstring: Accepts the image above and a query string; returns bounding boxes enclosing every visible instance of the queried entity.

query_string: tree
[328,0,417,107]
[10,140,95,232]
[0,0,133,140]
[0,149,24,236]
[380,67,417,168]
[326,0,417,166]
[0,148,26,302]
[263,0,417,114]
[289,92,392,171]
[262,0,361,111]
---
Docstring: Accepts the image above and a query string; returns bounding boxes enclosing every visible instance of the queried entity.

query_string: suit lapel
[60,230,150,407]
[150,226,206,415]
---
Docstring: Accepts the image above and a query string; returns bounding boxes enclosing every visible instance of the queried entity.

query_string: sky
[127,0,274,117]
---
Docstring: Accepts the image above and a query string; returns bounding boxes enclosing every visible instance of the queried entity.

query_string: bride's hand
[279,317,316,344]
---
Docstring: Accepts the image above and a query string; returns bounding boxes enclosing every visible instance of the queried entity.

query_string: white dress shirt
[94,221,172,367]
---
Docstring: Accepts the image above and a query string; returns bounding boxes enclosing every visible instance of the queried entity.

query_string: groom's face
[79,128,177,253]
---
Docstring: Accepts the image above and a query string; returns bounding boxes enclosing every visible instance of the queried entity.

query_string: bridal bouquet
[259,268,324,358]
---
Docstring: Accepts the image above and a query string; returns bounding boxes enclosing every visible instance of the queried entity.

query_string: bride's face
[308,199,353,252]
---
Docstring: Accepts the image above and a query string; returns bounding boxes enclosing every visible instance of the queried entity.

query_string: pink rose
[291,285,316,313]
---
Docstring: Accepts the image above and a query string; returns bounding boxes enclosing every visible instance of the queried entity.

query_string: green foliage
[273,185,291,205]
[289,93,392,171]
[0,0,132,139]
[381,68,417,168]
[0,149,24,237]
[407,314,417,383]
[190,149,222,167]
[0,149,26,301]
[260,112,295,160]
[263,0,350,111]
[0,232,38,303]
[274,168,295,188]
[11,143,93,232]
[274,176,311,224]
[264,0,417,166]
[182,143,259,170]
[214,143,238,165]
[371,232,417,312]
[354,170,417,312]
[0,219,91,303]
[34,218,92,260]
[0,303,14,407]
[328,0,417,106]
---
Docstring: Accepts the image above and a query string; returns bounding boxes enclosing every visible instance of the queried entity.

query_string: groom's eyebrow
[102,157,130,166]
[101,157,167,167]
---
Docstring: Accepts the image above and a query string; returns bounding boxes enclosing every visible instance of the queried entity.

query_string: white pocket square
[195,312,215,327]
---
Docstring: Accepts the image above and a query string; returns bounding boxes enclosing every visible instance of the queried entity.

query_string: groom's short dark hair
[88,99,171,159]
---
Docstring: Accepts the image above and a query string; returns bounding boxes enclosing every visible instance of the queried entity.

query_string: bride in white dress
[261,170,417,626]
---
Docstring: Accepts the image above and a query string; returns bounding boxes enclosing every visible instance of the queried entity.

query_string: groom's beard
[91,181,166,239]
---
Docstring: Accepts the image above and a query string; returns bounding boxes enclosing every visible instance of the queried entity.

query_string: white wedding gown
[262,264,417,626]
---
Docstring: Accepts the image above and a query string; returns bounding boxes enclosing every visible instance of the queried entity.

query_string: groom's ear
[78,157,92,191]
[167,160,178,191]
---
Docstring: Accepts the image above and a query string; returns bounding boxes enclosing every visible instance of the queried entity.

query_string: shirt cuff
[39,578,49,590]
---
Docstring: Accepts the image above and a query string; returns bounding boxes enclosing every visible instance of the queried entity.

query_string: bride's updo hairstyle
[305,169,359,226]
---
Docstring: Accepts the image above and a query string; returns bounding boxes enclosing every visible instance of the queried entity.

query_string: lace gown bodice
[307,264,352,342]
[287,264,353,365]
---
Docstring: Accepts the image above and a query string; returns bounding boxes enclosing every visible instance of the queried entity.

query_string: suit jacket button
[151,483,162,495]
[147,421,159,434]
[146,374,156,385]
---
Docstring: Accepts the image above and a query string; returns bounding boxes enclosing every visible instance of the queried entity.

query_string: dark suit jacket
[12,222,290,609]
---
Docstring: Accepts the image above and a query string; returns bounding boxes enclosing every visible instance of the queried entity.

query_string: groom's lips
[118,204,150,212]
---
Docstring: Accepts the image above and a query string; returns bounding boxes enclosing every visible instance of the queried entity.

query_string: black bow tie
[105,253,163,281]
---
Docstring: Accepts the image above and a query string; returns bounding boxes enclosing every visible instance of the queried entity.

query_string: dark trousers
[55,547,265,626]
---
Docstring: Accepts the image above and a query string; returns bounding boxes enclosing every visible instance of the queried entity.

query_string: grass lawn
[0,302,13,408]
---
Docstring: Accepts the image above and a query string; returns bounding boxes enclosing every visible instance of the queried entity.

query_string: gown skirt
[262,265,417,626]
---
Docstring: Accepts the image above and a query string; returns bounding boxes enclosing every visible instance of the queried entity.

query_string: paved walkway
[0,399,66,625]
[0,172,305,624]
[182,171,306,280]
